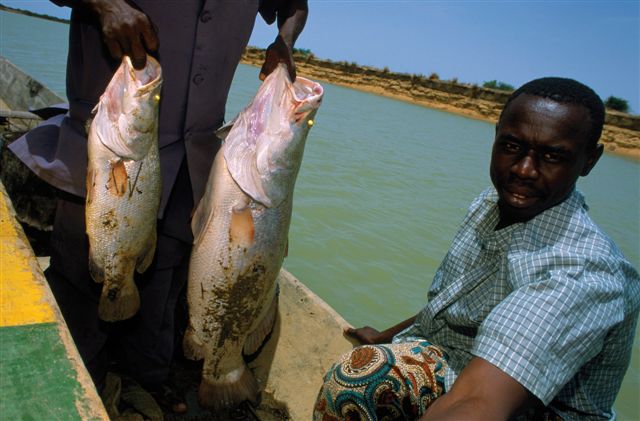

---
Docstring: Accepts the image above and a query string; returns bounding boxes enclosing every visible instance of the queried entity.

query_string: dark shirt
[11,0,267,228]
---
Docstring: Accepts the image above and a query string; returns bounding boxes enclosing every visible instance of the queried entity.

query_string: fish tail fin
[98,278,140,321]
[182,325,206,360]
[136,229,157,274]
[198,365,259,410]
[243,291,278,357]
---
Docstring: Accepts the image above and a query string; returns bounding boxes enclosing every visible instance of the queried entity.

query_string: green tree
[604,96,629,113]
[483,80,514,91]
[293,48,313,58]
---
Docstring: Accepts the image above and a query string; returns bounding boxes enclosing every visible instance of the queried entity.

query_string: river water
[2,10,638,419]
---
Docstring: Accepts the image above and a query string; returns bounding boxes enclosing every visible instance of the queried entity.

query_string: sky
[5,0,639,113]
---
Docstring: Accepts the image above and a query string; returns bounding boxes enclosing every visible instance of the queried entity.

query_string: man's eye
[542,152,562,163]
[504,142,520,152]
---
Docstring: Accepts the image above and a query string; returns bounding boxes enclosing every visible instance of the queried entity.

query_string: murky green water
[2,10,638,419]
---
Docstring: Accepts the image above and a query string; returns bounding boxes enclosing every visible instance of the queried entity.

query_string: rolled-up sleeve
[472,262,624,404]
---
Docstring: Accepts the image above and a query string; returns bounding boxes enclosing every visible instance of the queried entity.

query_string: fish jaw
[224,64,323,208]
[94,55,162,161]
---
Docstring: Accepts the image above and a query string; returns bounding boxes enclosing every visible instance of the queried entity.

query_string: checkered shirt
[394,187,640,420]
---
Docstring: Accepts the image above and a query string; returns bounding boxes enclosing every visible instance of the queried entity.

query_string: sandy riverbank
[241,48,640,161]
[325,80,640,161]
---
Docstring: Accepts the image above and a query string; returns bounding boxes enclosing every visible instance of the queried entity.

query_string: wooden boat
[0,56,356,420]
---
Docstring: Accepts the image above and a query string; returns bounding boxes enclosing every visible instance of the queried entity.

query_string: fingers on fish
[197,365,259,410]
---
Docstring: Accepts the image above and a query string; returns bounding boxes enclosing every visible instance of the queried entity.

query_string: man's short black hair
[500,77,605,147]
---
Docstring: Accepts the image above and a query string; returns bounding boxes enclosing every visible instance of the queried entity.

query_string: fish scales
[85,55,162,322]
[184,65,323,409]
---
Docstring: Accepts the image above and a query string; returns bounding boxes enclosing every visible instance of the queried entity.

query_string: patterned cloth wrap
[313,341,448,420]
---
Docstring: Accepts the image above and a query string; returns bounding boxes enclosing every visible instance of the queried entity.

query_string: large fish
[183,64,323,409]
[85,55,162,322]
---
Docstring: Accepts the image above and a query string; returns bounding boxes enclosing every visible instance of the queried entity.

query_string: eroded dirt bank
[241,47,640,160]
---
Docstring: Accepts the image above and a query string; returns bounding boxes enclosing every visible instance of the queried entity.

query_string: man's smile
[501,185,541,208]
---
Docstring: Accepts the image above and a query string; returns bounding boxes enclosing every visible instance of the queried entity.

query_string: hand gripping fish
[183,64,323,409]
[85,55,162,322]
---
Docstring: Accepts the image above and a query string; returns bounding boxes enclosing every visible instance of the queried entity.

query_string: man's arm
[52,0,158,69]
[259,0,308,81]
[421,357,532,421]
[344,316,416,344]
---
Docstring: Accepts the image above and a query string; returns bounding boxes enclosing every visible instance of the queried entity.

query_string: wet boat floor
[163,358,289,421]
[104,356,290,421]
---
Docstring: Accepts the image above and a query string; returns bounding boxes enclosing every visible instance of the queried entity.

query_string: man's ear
[581,143,604,176]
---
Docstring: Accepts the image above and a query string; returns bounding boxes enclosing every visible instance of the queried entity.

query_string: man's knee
[314,342,448,420]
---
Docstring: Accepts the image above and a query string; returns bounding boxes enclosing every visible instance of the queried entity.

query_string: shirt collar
[475,188,587,250]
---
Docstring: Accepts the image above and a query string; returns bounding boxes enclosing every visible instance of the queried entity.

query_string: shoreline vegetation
[3,4,638,160]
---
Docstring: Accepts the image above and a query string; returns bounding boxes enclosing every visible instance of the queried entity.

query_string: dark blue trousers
[45,160,194,389]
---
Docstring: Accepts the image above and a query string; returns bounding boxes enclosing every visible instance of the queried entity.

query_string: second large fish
[86,55,162,322]
[183,64,323,409]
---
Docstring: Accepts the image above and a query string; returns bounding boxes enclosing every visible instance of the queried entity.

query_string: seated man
[313,77,639,421]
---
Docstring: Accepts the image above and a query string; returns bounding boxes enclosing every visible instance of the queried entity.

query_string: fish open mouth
[291,77,323,125]
[292,77,323,110]
[124,55,163,95]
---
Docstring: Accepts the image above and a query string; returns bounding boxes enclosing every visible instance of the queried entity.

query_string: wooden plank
[0,181,108,420]
[0,184,55,327]
[1,323,86,421]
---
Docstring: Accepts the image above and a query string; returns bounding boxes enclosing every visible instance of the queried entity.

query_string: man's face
[490,93,602,228]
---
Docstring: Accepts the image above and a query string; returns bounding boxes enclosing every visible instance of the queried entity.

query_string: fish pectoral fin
[98,278,140,322]
[107,159,128,197]
[243,291,279,358]
[229,205,254,247]
[136,229,157,274]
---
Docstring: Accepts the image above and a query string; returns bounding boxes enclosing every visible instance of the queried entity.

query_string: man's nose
[512,150,539,179]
